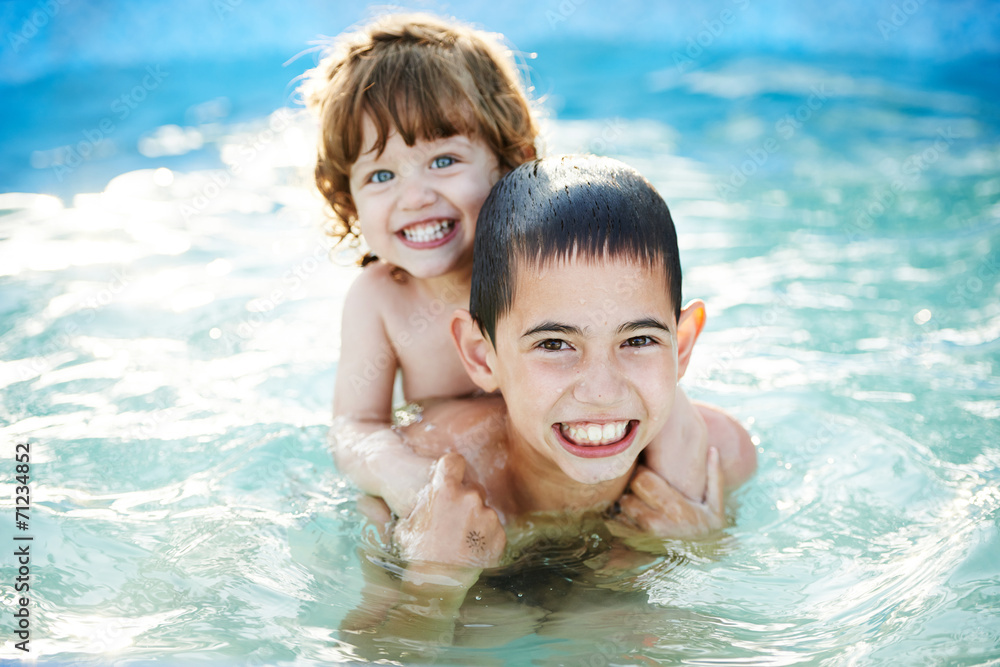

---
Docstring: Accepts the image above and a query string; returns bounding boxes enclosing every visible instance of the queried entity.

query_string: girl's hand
[610,447,725,541]
[394,452,506,569]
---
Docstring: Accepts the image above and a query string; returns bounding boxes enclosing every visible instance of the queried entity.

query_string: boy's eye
[369,170,394,184]
[538,339,569,351]
[623,336,655,348]
[431,155,456,169]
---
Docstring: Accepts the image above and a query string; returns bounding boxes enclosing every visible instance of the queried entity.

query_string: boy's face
[349,115,502,279]
[485,256,686,485]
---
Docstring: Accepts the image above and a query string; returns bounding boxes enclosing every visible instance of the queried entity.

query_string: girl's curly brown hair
[302,13,539,256]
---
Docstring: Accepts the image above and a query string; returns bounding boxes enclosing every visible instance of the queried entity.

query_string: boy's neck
[501,421,633,516]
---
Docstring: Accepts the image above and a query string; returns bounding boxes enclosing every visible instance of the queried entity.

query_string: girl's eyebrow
[521,322,582,339]
[349,157,379,180]
[617,318,674,335]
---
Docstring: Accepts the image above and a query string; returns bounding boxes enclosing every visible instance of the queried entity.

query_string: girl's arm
[341,454,505,658]
[617,392,757,541]
[387,453,505,644]
[331,269,435,517]
[616,388,724,540]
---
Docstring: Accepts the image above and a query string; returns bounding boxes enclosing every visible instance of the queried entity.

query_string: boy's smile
[349,116,502,280]
[554,419,637,457]
[482,256,684,486]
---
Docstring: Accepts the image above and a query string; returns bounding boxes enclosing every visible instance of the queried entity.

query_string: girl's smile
[350,116,502,280]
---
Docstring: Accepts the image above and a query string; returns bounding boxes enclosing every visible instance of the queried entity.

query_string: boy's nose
[572,354,629,407]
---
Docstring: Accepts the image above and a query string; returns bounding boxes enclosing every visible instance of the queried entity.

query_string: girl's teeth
[401,220,454,243]
[560,421,629,446]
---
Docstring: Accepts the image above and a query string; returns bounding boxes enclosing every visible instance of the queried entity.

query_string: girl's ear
[676,299,706,380]
[450,309,499,393]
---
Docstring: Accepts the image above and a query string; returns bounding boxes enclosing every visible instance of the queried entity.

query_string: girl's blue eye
[369,170,393,184]
[431,156,456,169]
[624,336,655,348]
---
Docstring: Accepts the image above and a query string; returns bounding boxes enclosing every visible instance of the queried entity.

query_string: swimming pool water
[2,40,999,665]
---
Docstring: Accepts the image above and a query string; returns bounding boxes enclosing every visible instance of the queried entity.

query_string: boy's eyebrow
[617,318,674,335]
[521,322,583,338]
[521,318,673,339]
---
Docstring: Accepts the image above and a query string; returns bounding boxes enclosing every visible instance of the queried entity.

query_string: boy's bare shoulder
[693,402,757,490]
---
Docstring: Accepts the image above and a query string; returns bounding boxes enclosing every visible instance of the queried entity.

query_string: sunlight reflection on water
[1,50,999,664]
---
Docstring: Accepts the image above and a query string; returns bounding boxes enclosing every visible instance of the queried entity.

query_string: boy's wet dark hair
[470,155,682,343]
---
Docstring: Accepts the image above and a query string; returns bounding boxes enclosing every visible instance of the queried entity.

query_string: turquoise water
[2,29,1000,667]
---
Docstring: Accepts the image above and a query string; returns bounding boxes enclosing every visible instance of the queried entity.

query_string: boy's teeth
[401,219,455,243]
[559,421,629,446]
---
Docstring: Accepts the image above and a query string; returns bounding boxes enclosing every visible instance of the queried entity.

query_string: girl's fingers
[433,452,466,488]
[616,493,653,531]
[630,465,691,511]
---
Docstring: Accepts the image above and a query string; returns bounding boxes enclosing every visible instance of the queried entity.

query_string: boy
[392,155,757,579]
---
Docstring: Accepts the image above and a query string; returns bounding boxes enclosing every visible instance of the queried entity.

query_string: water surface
[1,39,999,666]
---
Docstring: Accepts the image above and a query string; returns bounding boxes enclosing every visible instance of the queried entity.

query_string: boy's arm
[332,270,435,517]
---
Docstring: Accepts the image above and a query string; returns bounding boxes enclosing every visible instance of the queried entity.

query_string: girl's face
[349,116,502,280]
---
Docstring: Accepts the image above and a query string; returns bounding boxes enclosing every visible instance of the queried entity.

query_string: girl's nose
[398,174,437,210]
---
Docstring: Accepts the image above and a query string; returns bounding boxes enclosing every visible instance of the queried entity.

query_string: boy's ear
[450,309,499,393]
[676,299,706,380]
